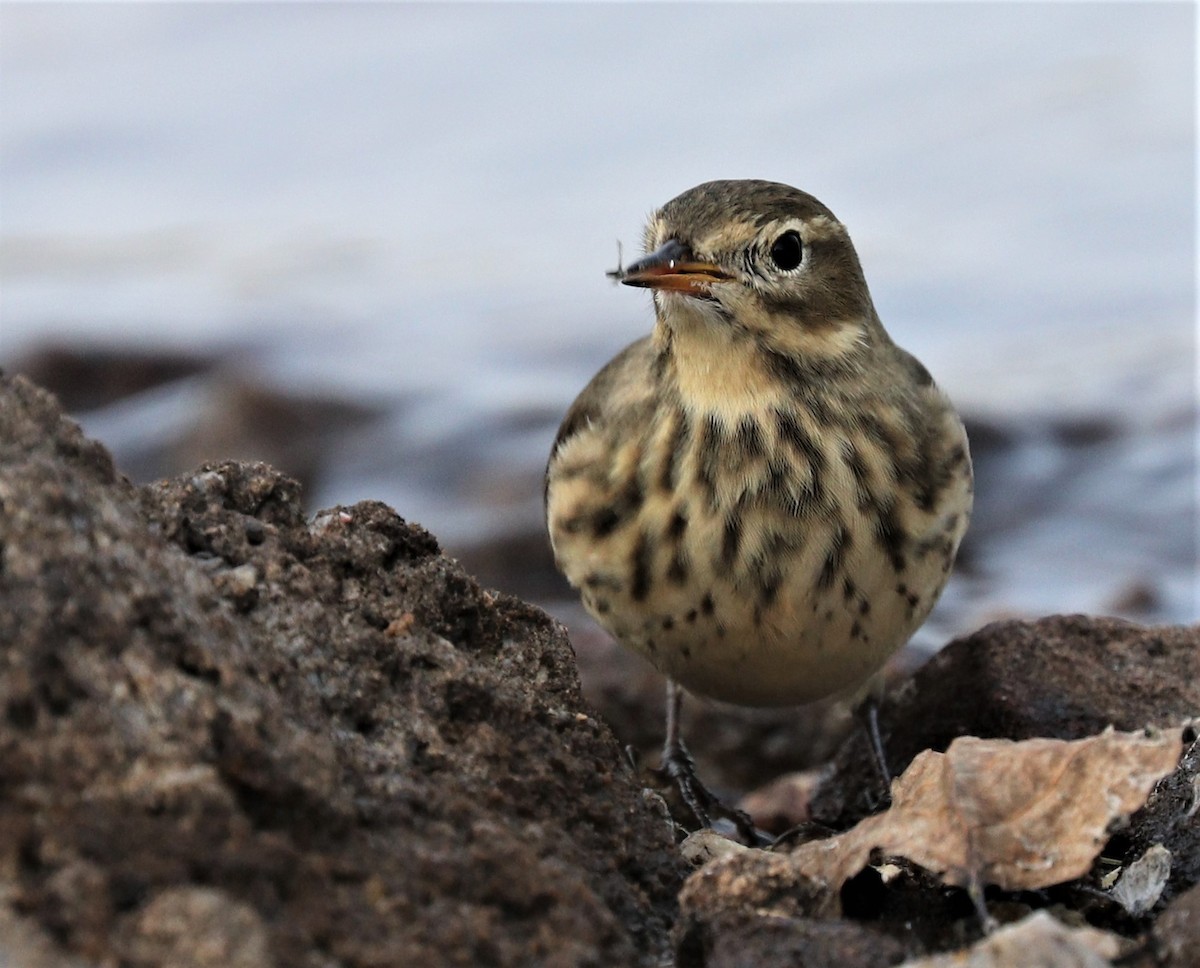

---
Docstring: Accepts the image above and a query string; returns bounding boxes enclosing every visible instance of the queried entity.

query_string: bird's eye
[768,230,803,271]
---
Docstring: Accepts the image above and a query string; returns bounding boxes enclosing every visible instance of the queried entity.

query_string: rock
[812,615,1200,827]
[676,909,908,968]
[1116,731,1200,908]
[674,850,909,967]
[897,910,1125,968]
[679,829,752,867]
[676,843,978,963]
[1152,882,1200,967]
[0,373,686,966]
[9,342,214,412]
[1109,844,1172,917]
[165,375,380,496]
[119,887,271,968]
[10,342,384,498]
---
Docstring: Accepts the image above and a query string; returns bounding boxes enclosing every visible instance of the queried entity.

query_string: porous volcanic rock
[0,373,687,967]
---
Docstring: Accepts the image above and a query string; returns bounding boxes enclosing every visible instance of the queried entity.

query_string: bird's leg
[660,679,710,825]
[859,697,894,806]
[966,870,998,935]
[658,679,766,846]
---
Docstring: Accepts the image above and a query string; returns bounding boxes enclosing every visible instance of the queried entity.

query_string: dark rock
[811,615,1200,827]
[10,343,385,499]
[1152,882,1200,967]
[8,342,214,412]
[674,849,921,966]
[1118,732,1200,908]
[454,526,572,605]
[1106,581,1166,617]
[0,373,686,966]
[165,375,380,496]
[676,909,909,968]
[1047,414,1123,448]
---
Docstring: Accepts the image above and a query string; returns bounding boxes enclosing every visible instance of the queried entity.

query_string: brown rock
[739,769,825,834]
[678,848,819,922]
[9,342,213,412]
[1152,882,1200,967]
[119,887,271,968]
[899,910,1125,968]
[166,375,380,495]
[676,909,908,968]
[0,373,686,966]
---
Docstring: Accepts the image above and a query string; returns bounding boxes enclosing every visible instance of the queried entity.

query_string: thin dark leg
[660,680,711,828]
[665,677,685,757]
[860,697,894,802]
[659,679,765,845]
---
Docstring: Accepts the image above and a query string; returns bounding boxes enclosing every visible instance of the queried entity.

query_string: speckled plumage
[545,180,972,712]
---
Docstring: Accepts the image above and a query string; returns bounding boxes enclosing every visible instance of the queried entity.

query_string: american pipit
[545,180,972,837]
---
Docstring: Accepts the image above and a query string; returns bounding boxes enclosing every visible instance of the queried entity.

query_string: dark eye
[768,230,803,271]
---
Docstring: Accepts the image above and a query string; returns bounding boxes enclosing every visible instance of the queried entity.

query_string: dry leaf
[898,910,1125,967]
[789,727,1182,902]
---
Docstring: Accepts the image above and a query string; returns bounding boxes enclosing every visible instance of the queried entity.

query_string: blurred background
[2,4,1195,716]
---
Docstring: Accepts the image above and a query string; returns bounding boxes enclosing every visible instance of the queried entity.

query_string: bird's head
[616,180,882,366]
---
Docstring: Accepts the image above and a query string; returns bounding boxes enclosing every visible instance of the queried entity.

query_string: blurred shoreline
[8,339,1196,644]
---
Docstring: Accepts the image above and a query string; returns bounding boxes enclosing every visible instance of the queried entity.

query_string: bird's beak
[617,239,731,294]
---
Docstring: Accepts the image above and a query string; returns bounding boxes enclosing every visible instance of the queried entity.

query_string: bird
[544,180,972,840]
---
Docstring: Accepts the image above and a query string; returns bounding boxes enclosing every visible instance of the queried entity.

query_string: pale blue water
[1,3,1196,633]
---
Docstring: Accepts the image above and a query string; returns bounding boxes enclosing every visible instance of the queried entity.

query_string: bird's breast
[546,347,972,707]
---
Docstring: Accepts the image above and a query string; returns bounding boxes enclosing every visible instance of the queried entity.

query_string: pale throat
[653,296,787,425]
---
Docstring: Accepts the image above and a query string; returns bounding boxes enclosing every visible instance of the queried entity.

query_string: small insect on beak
[608,239,731,295]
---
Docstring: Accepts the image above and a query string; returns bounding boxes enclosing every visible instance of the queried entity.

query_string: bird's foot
[658,738,769,847]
